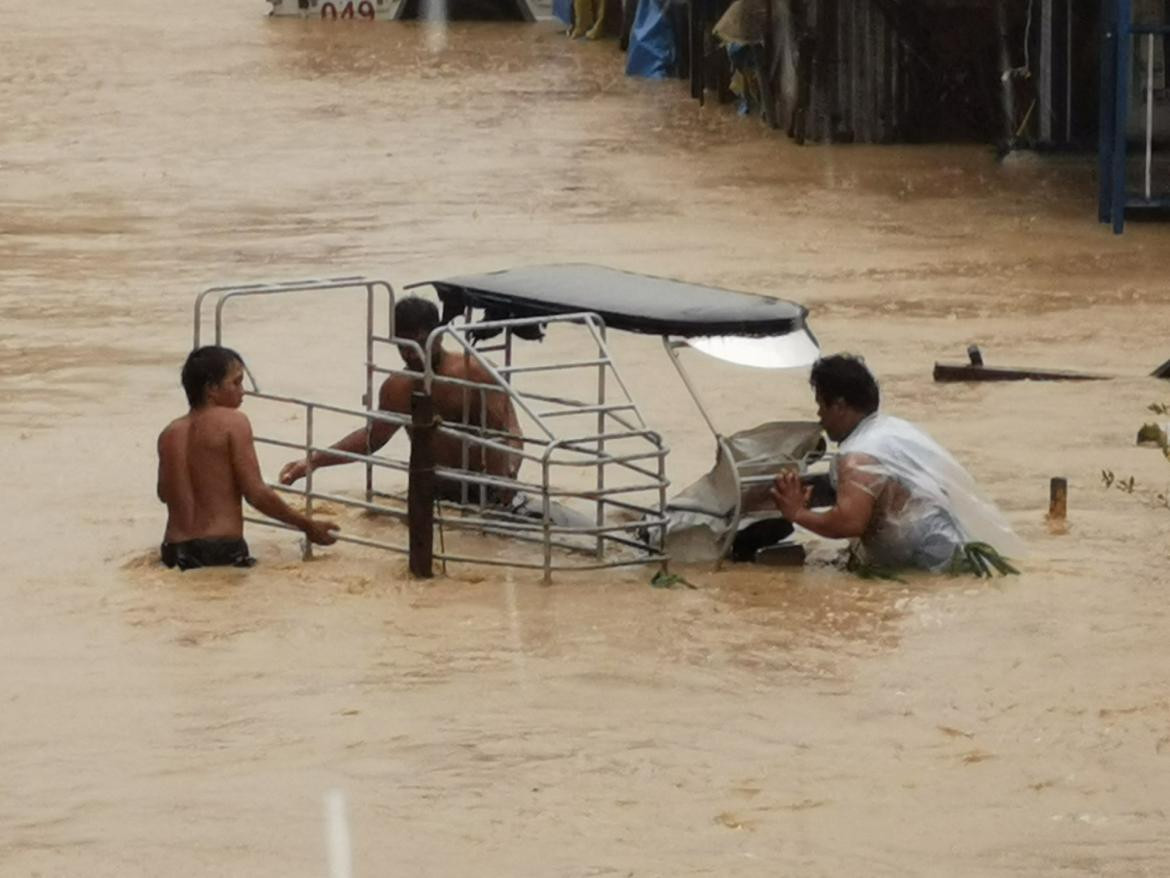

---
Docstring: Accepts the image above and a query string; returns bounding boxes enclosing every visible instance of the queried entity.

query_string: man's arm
[156,426,190,509]
[279,377,408,485]
[771,455,879,540]
[467,360,522,479]
[227,413,338,545]
[156,432,167,502]
[487,386,522,477]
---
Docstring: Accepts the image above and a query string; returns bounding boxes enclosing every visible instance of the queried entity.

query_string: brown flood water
[4,1,1170,875]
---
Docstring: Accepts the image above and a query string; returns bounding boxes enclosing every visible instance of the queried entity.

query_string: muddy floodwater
[4,1,1170,875]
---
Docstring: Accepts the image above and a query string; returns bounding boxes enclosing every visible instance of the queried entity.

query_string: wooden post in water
[1049,477,1068,521]
[409,391,436,578]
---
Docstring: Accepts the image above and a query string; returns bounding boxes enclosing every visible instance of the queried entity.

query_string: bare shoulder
[378,374,414,411]
[158,416,188,446]
[202,406,254,437]
[459,354,503,386]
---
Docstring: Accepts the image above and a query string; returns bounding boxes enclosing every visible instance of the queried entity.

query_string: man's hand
[771,469,811,521]
[304,518,339,546]
[280,459,310,485]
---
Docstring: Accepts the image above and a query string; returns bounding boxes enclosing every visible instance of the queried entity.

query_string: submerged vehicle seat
[663,420,826,563]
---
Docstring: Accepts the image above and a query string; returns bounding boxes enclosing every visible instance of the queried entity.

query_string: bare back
[380,350,522,479]
[158,408,248,542]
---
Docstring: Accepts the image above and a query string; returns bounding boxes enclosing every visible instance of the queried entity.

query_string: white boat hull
[268,0,403,20]
[267,0,554,21]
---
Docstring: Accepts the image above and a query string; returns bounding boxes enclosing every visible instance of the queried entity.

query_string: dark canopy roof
[408,264,809,339]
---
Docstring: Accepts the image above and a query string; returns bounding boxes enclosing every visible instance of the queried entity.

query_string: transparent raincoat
[833,414,1025,571]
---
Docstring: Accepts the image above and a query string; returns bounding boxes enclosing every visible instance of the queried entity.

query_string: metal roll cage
[194,276,670,583]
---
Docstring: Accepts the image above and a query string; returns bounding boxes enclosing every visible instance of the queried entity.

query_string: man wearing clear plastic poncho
[771,354,1024,573]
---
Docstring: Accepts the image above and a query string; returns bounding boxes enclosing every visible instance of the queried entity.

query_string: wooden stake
[1049,477,1068,521]
[409,391,436,578]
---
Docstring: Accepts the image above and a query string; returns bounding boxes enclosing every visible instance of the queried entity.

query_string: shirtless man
[158,346,339,570]
[278,296,521,502]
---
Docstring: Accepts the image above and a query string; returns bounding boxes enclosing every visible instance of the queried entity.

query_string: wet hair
[395,296,440,338]
[809,354,880,415]
[181,345,244,407]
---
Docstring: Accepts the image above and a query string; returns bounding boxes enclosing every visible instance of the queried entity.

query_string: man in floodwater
[157,346,339,570]
[771,354,1022,572]
[278,296,522,503]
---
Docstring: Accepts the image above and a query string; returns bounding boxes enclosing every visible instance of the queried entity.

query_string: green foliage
[949,542,1020,578]
[1102,469,1136,494]
[1103,402,1170,506]
[844,549,908,583]
[1137,423,1168,446]
[650,570,696,590]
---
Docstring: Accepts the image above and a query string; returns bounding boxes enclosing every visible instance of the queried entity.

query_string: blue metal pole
[1099,0,1117,223]
[1111,0,1132,233]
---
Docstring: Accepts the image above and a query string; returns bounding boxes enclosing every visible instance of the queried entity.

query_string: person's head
[181,345,246,409]
[394,296,441,371]
[809,354,880,441]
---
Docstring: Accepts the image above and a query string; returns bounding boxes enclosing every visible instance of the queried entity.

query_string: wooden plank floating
[935,345,1170,382]
[933,363,1110,383]
[934,345,1111,383]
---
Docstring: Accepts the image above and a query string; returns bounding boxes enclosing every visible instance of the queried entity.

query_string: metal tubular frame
[194,276,395,499]
[660,336,823,564]
[408,311,668,583]
[195,279,670,583]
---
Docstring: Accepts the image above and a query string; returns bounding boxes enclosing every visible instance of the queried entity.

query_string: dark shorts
[161,538,256,571]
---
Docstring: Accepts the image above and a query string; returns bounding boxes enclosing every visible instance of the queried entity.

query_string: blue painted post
[1111,0,1132,233]
[1099,0,1117,223]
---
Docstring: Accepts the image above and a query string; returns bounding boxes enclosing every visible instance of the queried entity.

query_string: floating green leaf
[950,542,1019,578]
[650,571,697,590]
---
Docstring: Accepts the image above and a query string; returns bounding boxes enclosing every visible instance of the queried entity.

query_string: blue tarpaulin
[625,0,675,79]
